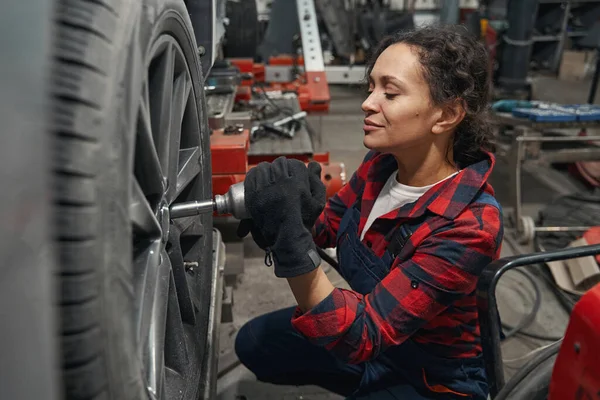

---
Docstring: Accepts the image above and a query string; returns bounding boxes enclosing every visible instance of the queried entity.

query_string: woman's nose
[361,92,378,114]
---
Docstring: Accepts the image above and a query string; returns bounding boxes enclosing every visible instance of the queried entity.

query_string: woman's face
[361,43,443,154]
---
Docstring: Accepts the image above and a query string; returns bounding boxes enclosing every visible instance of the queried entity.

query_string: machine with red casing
[548,229,600,399]
[477,242,600,400]
[548,282,600,400]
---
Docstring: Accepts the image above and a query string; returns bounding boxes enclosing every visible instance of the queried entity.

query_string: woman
[235,25,503,399]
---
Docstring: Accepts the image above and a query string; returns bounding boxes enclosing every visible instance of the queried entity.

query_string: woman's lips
[363,124,381,132]
[363,120,384,132]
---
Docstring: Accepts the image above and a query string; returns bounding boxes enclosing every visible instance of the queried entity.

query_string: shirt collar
[365,151,496,220]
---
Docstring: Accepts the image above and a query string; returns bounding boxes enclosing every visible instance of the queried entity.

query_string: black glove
[303,162,327,232]
[236,157,326,278]
[237,160,325,248]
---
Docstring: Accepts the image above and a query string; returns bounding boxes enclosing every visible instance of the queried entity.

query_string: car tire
[50,0,213,398]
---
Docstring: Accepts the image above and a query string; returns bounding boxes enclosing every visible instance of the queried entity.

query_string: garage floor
[216,75,595,399]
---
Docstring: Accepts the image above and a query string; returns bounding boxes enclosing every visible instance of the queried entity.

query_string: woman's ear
[431,100,466,135]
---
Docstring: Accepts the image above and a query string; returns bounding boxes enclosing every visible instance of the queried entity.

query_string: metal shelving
[530,0,600,73]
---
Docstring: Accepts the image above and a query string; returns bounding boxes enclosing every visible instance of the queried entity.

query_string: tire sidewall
[94,1,145,397]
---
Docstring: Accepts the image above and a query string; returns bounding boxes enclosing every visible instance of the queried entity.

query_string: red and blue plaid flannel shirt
[291,150,503,364]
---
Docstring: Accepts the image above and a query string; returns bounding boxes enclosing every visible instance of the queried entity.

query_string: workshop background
[4,0,600,399]
[214,0,600,399]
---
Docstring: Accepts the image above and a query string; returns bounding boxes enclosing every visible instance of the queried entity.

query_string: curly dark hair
[366,25,495,168]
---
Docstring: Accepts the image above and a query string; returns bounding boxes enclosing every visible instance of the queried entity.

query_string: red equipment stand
[229,57,330,113]
[210,126,345,202]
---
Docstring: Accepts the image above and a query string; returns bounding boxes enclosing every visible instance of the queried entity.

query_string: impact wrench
[168,182,339,268]
[169,182,248,220]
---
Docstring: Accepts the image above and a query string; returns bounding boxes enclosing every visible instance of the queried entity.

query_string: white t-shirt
[360,170,459,241]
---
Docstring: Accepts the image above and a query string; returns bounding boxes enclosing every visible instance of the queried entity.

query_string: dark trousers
[235,306,488,399]
[234,306,363,397]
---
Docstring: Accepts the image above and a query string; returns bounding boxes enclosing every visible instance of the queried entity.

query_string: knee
[234,320,261,371]
[234,307,298,380]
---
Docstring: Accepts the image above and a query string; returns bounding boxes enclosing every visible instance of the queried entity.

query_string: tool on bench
[250,111,307,140]
[170,182,248,220]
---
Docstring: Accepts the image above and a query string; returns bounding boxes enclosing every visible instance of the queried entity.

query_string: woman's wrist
[286,266,335,313]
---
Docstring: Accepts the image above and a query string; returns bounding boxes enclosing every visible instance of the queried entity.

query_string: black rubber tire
[50,0,212,398]
[495,356,556,400]
[504,357,554,400]
[223,0,260,58]
[495,342,561,400]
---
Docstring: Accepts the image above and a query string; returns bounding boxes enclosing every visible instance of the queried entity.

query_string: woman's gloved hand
[237,158,326,245]
[236,157,326,278]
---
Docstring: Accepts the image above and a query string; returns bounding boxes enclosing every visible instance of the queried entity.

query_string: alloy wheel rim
[129,33,207,399]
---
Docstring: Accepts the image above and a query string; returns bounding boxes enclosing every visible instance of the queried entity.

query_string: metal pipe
[516,135,600,142]
[439,0,459,25]
[497,0,539,93]
[272,111,307,127]
[534,226,596,232]
[539,149,600,164]
[589,49,600,104]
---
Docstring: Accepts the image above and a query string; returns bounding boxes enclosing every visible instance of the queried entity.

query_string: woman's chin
[363,135,384,151]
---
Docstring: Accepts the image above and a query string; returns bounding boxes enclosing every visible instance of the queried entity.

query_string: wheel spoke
[149,42,175,181]
[133,240,161,340]
[167,235,196,326]
[172,215,201,236]
[136,94,165,197]
[139,249,171,399]
[130,178,161,238]
[174,147,200,200]
[165,72,191,203]
[172,72,191,134]
[164,268,189,374]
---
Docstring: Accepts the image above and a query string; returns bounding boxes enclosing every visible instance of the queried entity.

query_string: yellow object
[480,18,488,38]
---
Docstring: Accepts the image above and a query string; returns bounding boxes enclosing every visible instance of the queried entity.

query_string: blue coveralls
[235,202,489,399]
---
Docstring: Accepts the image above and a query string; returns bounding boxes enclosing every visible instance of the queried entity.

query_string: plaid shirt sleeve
[292,202,502,364]
[313,151,375,249]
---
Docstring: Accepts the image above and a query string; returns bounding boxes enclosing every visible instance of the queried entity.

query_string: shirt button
[411,280,419,289]
[366,241,372,248]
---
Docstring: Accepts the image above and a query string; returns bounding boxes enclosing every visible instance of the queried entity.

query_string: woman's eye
[385,93,398,100]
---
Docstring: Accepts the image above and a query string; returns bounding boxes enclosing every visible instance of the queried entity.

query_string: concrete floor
[215,75,594,399]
